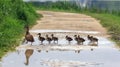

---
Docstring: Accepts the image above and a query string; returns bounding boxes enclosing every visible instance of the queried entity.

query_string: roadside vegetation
[29,1,120,45]
[0,0,42,59]
[84,13,120,44]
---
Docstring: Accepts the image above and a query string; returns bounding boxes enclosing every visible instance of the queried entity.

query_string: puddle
[1,30,120,67]
[30,30,100,34]
[1,48,120,67]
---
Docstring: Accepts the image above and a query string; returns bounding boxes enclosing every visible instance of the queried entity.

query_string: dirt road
[31,11,107,37]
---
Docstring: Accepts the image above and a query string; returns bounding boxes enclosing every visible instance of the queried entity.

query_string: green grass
[84,12,120,45]
[0,0,42,59]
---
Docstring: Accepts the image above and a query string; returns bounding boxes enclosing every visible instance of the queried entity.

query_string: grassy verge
[84,12,120,45]
[0,0,42,59]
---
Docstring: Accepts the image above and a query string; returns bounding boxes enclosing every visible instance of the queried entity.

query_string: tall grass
[0,0,41,58]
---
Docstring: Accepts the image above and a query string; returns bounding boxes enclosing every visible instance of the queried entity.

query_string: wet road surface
[0,30,120,67]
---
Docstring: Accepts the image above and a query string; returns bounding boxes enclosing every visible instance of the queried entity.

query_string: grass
[84,12,120,45]
[0,0,42,59]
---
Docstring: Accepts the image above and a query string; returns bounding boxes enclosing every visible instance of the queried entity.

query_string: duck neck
[25,26,30,34]
[51,36,53,38]
[26,30,30,35]
[39,35,41,37]
[25,55,29,65]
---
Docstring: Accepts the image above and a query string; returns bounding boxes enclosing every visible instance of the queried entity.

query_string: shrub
[0,0,41,58]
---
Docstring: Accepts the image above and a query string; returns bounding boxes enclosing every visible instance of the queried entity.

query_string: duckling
[24,26,34,45]
[78,35,85,45]
[38,33,45,45]
[46,34,52,44]
[74,35,79,44]
[87,35,92,40]
[91,36,98,44]
[38,50,41,53]
[51,34,58,44]
[65,35,73,44]
[88,35,98,44]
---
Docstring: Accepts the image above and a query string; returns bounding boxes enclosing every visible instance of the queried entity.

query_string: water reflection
[89,43,98,46]
[46,50,49,53]
[75,50,81,53]
[37,50,41,53]
[90,43,98,51]
[91,48,94,51]
[24,49,34,65]
[16,49,21,55]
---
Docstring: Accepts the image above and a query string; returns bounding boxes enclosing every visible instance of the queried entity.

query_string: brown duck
[25,26,34,45]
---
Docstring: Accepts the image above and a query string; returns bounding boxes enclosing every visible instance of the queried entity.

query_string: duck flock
[24,26,98,45]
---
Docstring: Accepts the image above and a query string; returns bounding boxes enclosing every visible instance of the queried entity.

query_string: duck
[24,25,34,45]
[51,34,58,44]
[38,33,45,45]
[91,36,98,44]
[87,35,92,40]
[74,35,79,44]
[77,35,85,45]
[65,35,73,44]
[46,34,52,44]
[87,35,98,44]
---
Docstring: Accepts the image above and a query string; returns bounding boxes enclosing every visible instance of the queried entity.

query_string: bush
[0,0,40,58]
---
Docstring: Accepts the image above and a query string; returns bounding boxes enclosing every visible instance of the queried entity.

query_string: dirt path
[18,10,110,52]
[31,11,107,37]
